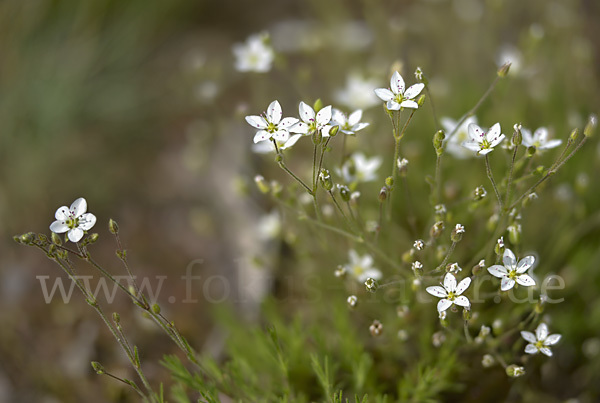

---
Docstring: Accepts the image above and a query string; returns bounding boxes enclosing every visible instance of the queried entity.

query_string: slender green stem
[434,154,442,205]
[431,241,457,273]
[278,160,313,194]
[312,142,318,191]
[103,371,146,399]
[464,321,473,343]
[485,154,503,210]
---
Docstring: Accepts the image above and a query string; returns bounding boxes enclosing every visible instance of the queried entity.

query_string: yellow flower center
[447,291,456,301]
[66,217,79,230]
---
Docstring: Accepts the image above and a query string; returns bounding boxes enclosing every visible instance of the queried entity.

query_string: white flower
[334,73,380,110]
[251,131,301,154]
[441,116,478,159]
[232,32,274,73]
[521,322,561,356]
[293,102,334,137]
[462,123,505,155]
[413,239,425,251]
[256,211,281,240]
[49,197,97,243]
[487,248,536,291]
[337,152,382,183]
[331,109,369,135]
[374,71,425,110]
[344,250,381,283]
[426,272,471,313]
[448,263,462,274]
[521,127,562,150]
[245,100,299,145]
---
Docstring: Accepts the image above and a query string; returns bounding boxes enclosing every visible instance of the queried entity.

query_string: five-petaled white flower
[331,109,369,135]
[521,127,562,150]
[245,100,299,145]
[50,197,97,243]
[374,71,425,110]
[487,248,536,291]
[461,123,505,155]
[426,272,471,313]
[521,322,561,356]
[441,116,478,159]
[344,250,381,283]
[232,32,274,73]
[334,74,380,110]
[337,152,382,184]
[293,102,334,137]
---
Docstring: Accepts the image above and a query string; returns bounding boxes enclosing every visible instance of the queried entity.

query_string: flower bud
[433,130,445,156]
[413,239,425,251]
[365,277,379,293]
[328,125,340,137]
[87,233,99,244]
[319,169,333,191]
[338,185,351,202]
[526,145,536,157]
[51,232,62,246]
[434,204,447,221]
[91,361,105,375]
[378,186,388,202]
[584,114,597,137]
[495,237,505,256]
[275,154,283,163]
[254,175,270,194]
[482,354,495,368]
[497,62,511,78]
[417,94,426,107]
[463,307,472,321]
[414,66,428,85]
[472,259,485,276]
[473,186,487,201]
[20,232,35,244]
[430,221,444,239]
[108,218,119,235]
[152,303,161,314]
[397,158,409,176]
[508,224,521,245]
[411,261,424,277]
[312,129,322,145]
[506,364,525,378]
[313,98,323,113]
[369,320,383,336]
[569,128,579,143]
[451,224,465,242]
[512,123,522,146]
[385,176,394,188]
[347,295,358,308]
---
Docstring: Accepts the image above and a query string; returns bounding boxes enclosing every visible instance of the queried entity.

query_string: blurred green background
[2,0,600,401]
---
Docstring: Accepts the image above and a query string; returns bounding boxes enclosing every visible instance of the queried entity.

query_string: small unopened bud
[347,295,358,308]
[152,303,161,314]
[365,277,379,293]
[319,169,333,191]
[51,232,62,246]
[385,176,394,188]
[508,224,521,245]
[313,98,323,112]
[495,237,505,256]
[473,186,487,201]
[497,62,511,77]
[334,265,347,278]
[87,233,99,244]
[430,221,445,239]
[20,232,35,244]
[482,354,495,368]
[112,312,120,324]
[463,308,472,321]
[254,175,270,194]
[584,114,597,137]
[569,128,579,143]
[338,185,351,202]
[312,129,322,145]
[506,364,525,378]
[526,145,536,157]
[397,158,409,176]
[451,224,465,242]
[512,123,522,146]
[91,361,105,375]
[378,186,388,202]
[329,125,340,137]
[433,130,445,156]
[108,218,119,235]
[417,94,426,107]
[472,259,485,276]
[369,320,383,336]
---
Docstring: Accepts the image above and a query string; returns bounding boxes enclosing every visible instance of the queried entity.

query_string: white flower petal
[386,100,401,110]
[245,115,267,129]
[390,71,405,95]
[486,123,501,141]
[478,148,493,155]
[443,273,457,292]
[279,117,299,129]
[489,134,505,148]
[516,274,536,287]
[404,83,424,99]
[348,110,362,126]
[374,88,394,102]
[534,127,548,142]
[68,228,84,243]
[267,100,282,124]
[521,331,537,344]
[453,295,470,307]
[516,256,535,273]
[399,100,419,109]
[521,128,534,146]
[500,277,516,291]
[299,101,315,122]
[253,130,271,143]
[352,122,369,132]
[78,213,96,231]
[50,220,69,234]
[540,347,553,357]
[536,323,549,340]
[316,105,332,126]
[70,198,87,218]
[540,139,562,149]
[545,334,561,345]
[503,249,517,270]
[487,265,508,278]
[426,286,447,298]
[290,121,310,134]
[281,134,303,149]
[524,344,539,354]
[55,206,70,221]
[468,123,485,141]
[363,268,382,281]
[455,277,471,295]
[437,298,452,312]
[331,109,346,126]
[272,130,289,141]
[461,141,481,152]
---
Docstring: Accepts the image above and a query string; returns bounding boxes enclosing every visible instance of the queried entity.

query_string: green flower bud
[526,146,536,157]
[508,224,521,245]
[584,114,597,137]
[569,128,579,143]
[51,232,62,246]
[462,308,472,321]
[365,277,379,293]
[87,233,99,244]
[451,224,465,243]
[430,221,444,239]
[338,185,351,202]
[378,186,388,202]
[254,175,270,194]
[512,123,522,146]
[20,232,35,244]
[433,130,445,156]
[108,219,119,235]
[91,361,105,375]
[522,192,538,208]
[319,169,333,191]
[472,259,485,276]
[313,98,323,113]
[385,176,394,188]
[494,237,505,256]
[497,62,511,78]
[506,364,525,378]
[312,130,322,145]
[417,94,426,107]
[152,303,161,314]
[329,125,340,137]
[397,158,409,177]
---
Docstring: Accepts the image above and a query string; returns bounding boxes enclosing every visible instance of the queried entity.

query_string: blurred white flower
[462,123,505,155]
[337,153,382,183]
[256,211,281,241]
[293,102,334,137]
[487,248,536,291]
[334,74,380,110]
[441,116,478,159]
[426,272,471,313]
[521,322,561,356]
[521,127,562,150]
[344,250,381,283]
[50,197,96,243]
[374,71,424,110]
[245,100,299,144]
[496,45,523,76]
[232,32,274,73]
[331,109,369,135]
